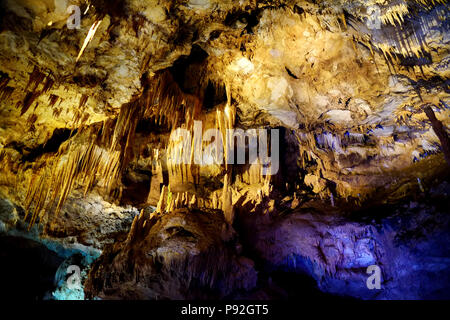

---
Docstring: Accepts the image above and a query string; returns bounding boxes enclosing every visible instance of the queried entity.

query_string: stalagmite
[222,173,234,224]
[147,159,164,205]
[156,185,167,213]
[189,194,196,208]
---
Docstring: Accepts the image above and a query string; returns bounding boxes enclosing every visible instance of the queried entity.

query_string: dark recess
[169,44,209,94]
[0,236,64,300]
[225,9,261,34]
[203,81,227,110]
[285,67,299,79]
[120,168,151,206]
[22,128,75,163]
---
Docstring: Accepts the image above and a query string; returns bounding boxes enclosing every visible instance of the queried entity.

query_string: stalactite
[26,113,38,127]
[156,185,168,213]
[143,70,202,129]
[381,3,409,27]
[76,19,102,62]
[25,66,46,92]
[0,86,14,102]
[52,107,62,118]
[79,94,89,110]
[42,74,54,94]
[23,111,137,226]
[212,192,218,210]
[20,91,40,115]
[0,74,9,87]
[18,66,55,116]
[48,94,59,108]
[221,173,234,223]
[189,194,197,208]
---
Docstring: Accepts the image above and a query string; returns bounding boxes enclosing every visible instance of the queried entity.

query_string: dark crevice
[90,0,126,19]
[203,81,227,110]
[168,44,209,94]
[22,128,75,163]
[136,118,172,135]
[73,74,107,88]
[293,5,305,15]
[399,52,433,67]
[285,67,298,79]
[0,236,64,300]
[407,76,450,94]
[120,168,151,207]
[225,9,261,34]
[165,227,197,239]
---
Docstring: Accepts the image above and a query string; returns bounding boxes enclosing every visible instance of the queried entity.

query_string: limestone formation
[0,0,448,301]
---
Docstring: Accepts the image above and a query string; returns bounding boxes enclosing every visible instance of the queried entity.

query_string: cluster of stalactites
[371,0,447,28]
[22,109,132,227]
[21,71,226,227]
[154,187,230,216]
[23,124,122,228]
[356,0,448,74]
[22,96,141,227]
[16,66,55,116]
[165,97,236,186]
[153,163,273,223]
[143,70,203,130]
[156,187,200,213]
[153,98,244,222]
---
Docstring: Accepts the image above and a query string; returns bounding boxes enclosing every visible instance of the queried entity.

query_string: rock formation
[0,0,449,300]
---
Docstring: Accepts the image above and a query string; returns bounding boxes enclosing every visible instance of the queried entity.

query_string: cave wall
[0,0,449,300]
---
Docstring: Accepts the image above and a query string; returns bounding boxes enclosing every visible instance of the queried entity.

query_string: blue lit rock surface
[0,192,136,300]
[236,183,450,300]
